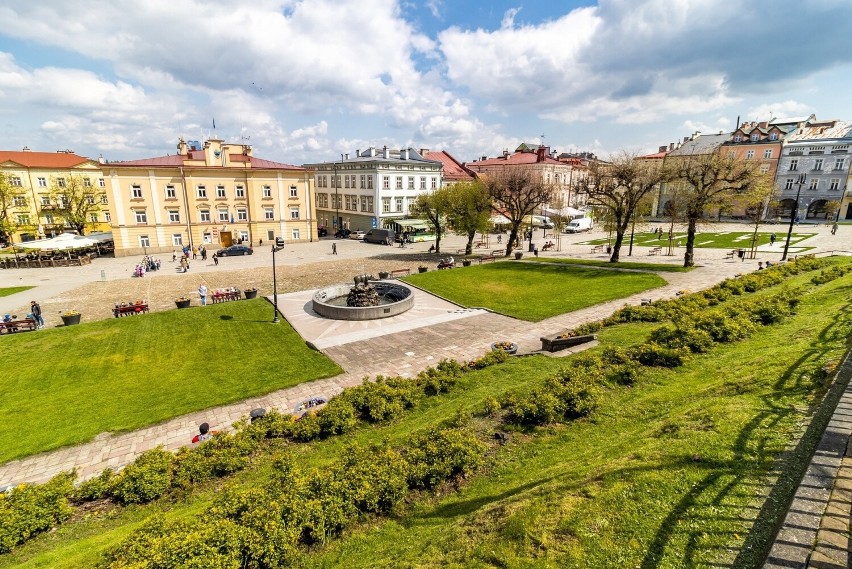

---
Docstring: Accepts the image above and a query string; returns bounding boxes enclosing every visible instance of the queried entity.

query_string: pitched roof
[667,133,730,156]
[0,150,93,169]
[784,120,852,142]
[423,150,476,182]
[107,153,303,170]
[467,151,564,167]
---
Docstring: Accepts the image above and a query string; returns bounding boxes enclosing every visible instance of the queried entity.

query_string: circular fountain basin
[312,281,414,320]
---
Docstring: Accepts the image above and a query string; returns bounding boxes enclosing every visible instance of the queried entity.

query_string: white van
[564,218,594,233]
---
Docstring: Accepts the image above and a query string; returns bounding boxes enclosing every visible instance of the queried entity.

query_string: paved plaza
[0,222,850,566]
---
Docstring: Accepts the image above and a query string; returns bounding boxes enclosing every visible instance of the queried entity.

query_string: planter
[418,267,428,273]
[243,289,258,299]
[175,299,191,309]
[61,313,81,326]
[462,260,472,267]
[491,342,518,355]
[378,271,390,280]
[539,333,597,353]
[514,252,523,260]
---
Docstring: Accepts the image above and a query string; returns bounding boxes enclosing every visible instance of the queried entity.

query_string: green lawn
[2,266,848,568]
[528,257,693,272]
[404,262,666,321]
[0,286,34,298]
[0,299,341,463]
[585,231,816,249]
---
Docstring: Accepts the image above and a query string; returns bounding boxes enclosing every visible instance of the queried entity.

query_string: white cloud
[746,101,813,122]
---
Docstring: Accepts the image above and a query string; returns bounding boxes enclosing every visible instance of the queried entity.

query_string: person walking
[213,253,219,266]
[831,221,838,235]
[198,284,208,306]
[180,256,188,273]
[30,301,44,329]
[332,242,337,255]
[770,233,776,246]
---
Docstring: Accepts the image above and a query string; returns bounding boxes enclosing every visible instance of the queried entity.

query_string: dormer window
[769,132,778,141]
[750,133,759,141]
[733,135,742,142]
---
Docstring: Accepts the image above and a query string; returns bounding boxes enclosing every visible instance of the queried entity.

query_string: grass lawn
[2,267,849,568]
[584,230,816,250]
[528,257,693,272]
[404,262,666,321]
[0,299,341,463]
[0,286,34,298]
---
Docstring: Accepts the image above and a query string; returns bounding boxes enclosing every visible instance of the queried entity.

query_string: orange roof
[468,151,563,167]
[0,150,93,168]
[424,150,476,182]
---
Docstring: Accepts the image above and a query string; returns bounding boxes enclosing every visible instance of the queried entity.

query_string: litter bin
[606,246,612,254]
[737,249,745,259]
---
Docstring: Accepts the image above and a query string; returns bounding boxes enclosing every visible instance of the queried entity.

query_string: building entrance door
[220,231,233,247]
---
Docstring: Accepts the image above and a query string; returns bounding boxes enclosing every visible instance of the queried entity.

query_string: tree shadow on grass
[423,477,553,520]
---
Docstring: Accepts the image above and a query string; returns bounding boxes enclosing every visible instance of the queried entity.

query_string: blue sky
[1,1,851,165]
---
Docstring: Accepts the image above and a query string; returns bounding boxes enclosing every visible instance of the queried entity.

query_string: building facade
[103,138,315,257]
[305,147,443,233]
[775,120,852,221]
[0,149,111,243]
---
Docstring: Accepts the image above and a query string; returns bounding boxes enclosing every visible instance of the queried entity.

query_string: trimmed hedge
[0,472,75,554]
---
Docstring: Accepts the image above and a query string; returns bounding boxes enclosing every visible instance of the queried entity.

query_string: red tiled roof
[0,150,93,168]
[424,150,476,182]
[468,152,563,167]
[638,151,668,159]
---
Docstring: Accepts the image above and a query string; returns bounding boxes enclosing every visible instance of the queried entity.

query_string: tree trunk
[683,216,698,267]
[505,225,521,257]
[610,228,627,262]
[433,223,442,254]
[465,230,476,255]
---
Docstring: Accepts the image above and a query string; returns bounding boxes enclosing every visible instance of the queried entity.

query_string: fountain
[312,275,414,320]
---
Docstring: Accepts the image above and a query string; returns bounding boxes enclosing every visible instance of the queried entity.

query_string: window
[264,207,274,220]
[16,214,29,224]
[750,133,759,141]
[218,209,229,222]
[165,185,176,199]
[172,234,183,246]
[100,195,108,205]
[789,159,798,171]
[733,135,742,142]
[262,185,272,198]
[45,213,54,224]
[809,179,819,190]
[291,228,301,240]
[746,150,754,159]
[360,175,366,189]
[139,235,150,248]
[367,176,373,189]
[235,185,245,198]
[9,176,21,186]
[383,176,390,189]
[134,210,147,224]
[83,178,92,187]
[98,178,105,187]
[203,232,212,244]
[419,177,425,189]
[763,149,772,159]
[236,208,247,221]
[168,210,180,223]
[769,132,778,141]
[830,179,840,190]
[60,195,68,208]
[290,207,300,219]
[216,185,226,198]
[382,197,390,213]
[408,177,415,190]
[365,197,373,212]
[361,197,369,212]
[37,177,47,187]
[57,178,66,188]
[727,150,736,159]
[131,184,143,199]
[431,177,437,189]
[85,195,95,205]
[290,185,298,198]
[396,177,403,190]
[395,197,403,212]
[759,165,769,174]
[344,175,350,189]
[834,158,845,170]
[814,159,823,171]
[104,212,111,222]
[267,230,275,240]
[197,185,207,198]
[785,178,794,190]
[199,209,210,222]
[12,196,26,207]
[239,231,248,242]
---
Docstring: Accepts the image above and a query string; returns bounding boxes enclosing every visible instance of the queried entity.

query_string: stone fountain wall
[312,281,414,320]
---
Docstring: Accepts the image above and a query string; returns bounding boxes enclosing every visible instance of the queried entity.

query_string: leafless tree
[485,168,554,257]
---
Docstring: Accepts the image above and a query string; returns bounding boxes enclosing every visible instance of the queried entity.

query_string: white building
[305,147,443,233]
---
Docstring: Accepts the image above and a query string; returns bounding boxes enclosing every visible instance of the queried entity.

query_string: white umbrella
[490,214,512,225]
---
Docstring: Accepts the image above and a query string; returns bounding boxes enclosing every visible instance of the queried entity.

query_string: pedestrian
[192,247,198,260]
[180,256,188,272]
[831,222,838,235]
[198,283,208,306]
[332,242,337,255]
[30,301,44,329]
[770,233,776,245]
[172,249,177,262]
[497,234,502,244]
[213,253,219,266]
[201,246,207,261]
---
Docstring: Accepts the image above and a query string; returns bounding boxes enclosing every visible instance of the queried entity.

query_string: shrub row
[0,472,75,554]
[811,264,852,285]
[105,427,488,568]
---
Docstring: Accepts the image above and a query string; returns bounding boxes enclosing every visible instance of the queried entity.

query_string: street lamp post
[271,245,284,323]
[333,162,340,235]
[781,174,806,262]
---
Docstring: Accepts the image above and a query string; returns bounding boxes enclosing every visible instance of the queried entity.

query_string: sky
[1,0,851,166]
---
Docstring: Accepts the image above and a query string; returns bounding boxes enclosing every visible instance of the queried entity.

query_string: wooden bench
[474,241,487,248]
[113,303,150,317]
[648,246,663,256]
[391,268,411,278]
[212,290,242,303]
[0,318,37,334]
[591,244,605,253]
[725,249,737,260]
[456,248,467,255]
[478,255,498,264]
[491,249,504,257]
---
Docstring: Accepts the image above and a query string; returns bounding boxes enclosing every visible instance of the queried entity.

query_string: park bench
[212,289,242,303]
[391,268,411,278]
[540,332,598,352]
[113,303,149,317]
[491,249,504,257]
[478,255,498,264]
[474,241,487,248]
[648,246,663,256]
[591,244,605,253]
[456,248,467,255]
[0,318,37,334]
[725,249,737,260]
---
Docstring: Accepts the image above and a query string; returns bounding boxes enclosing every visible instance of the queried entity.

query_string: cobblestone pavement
[0,222,850,565]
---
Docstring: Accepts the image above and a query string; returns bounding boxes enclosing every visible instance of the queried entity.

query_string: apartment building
[103,138,315,257]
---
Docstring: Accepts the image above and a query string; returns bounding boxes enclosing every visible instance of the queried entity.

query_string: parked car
[564,218,594,233]
[349,230,366,240]
[334,228,351,238]
[364,228,396,244]
[217,244,254,256]
[318,227,328,237]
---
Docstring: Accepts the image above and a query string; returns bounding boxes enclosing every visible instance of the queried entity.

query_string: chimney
[370,148,376,157]
[669,143,674,151]
[383,145,389,159]
[419,148,430,156]
[344,153,349,160]
[503,149,509,158]
[98,154,105,164]
[355,149,360,157]
[481,155,487,161]
[22,146,30,152]
[683,136,690,143]
[401,149,409,160]
[758,122,767,129]
[536,146,546,162]
[659,146,667,153]
[177,138,188,156]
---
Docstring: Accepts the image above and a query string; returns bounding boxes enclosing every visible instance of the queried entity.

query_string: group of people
[133,256,161,277]
[3,300,44,330]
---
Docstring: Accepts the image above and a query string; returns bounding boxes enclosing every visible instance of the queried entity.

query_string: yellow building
[0,149,111,243]
[103,138,316,257]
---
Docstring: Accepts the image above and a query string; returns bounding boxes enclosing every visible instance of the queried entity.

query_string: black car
[318,227,328,237]
[216,245,253,257]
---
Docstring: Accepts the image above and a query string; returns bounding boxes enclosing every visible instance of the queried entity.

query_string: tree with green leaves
[45,174,106,235]
[446,180,492,255]
[0,172,30,245]
[574,153,669,262]
[733,171,775,258]
[410,186,452,254]
[667,153,758,267]
[484,168,554,257]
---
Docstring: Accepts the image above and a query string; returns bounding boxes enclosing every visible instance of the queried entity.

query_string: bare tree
[668,153,758,267]
[733,172,775,258]
[446,180,492,255]
[485,168,554,257]
[45,174,106,235]
[410,186,452,254]
[575,153,668,262]
[0,172,30,245]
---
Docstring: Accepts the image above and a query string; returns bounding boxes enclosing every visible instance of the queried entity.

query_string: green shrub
[407,428,487,489]
[693,312,757,343]
[172,432,254,489]
[417,358,464,395]
[0,471,75,554]
[504,386,565,425]
[316,398,358,438]
[480,397,502,416]
[292,412,322,442]
[335,443,409,514]
[550,370,601,419]
[466,348,509,369]
[649,323,715,353]
[628,343,690,368]
[574,320,604,335]
[608,362,642,386]
[719,278,745,295]
[253,408,297,439]
[108,447,174,505]
[73,468,114,502]
[343,376,422,423]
